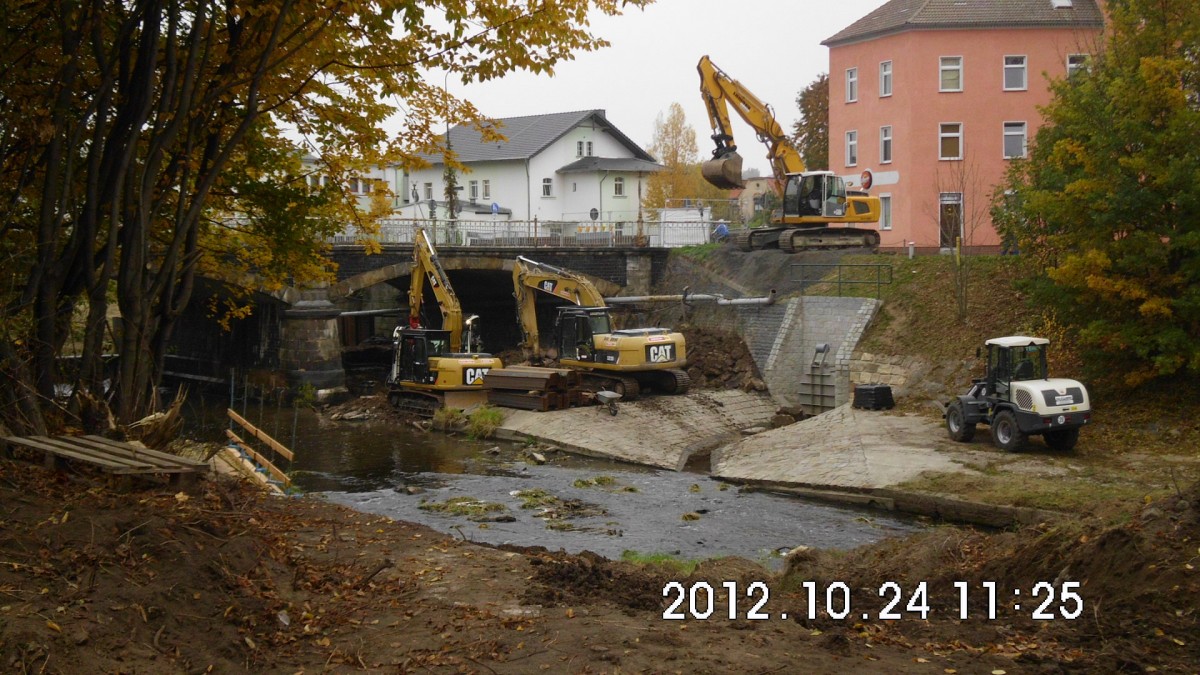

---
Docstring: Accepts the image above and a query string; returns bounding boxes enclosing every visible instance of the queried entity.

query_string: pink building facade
[823,0,1104,251]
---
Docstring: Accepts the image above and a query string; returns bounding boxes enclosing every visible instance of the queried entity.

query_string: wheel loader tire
[945,401,975,442]
[991,410,1026,452]
[1044,428,1080,452]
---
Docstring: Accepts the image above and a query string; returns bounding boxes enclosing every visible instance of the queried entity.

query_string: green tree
[792,74,829,170]
[644,102,726,211]
[0,0,651,431]
[996,0,1200,385]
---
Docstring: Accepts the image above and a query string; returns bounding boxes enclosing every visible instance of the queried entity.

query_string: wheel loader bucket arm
[410,228,464,352]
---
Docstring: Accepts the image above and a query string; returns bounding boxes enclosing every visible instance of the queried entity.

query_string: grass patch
[418,496,507,518]
[513,488,558,509]
[620,550,701,576]
[465,404,505,439]
[897,471,1168,514]
[681,512,701,521]
[432,407,466,431]
[571,475,620,489]
[675,242,722,261]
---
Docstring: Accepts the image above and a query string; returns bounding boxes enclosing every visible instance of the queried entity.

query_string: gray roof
[426,110,656,165]
[823,0,1104,46]
[558,157,663,174]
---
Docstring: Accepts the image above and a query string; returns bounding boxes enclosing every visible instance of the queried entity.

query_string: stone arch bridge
[266,245,669,395]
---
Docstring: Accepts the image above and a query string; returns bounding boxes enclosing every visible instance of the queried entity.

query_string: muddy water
[187,399,921,566]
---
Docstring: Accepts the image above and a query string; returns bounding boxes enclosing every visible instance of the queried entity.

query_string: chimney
[1051,0,1073,8]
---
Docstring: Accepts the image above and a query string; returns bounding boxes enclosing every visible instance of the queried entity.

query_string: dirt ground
[2,456,1197,674]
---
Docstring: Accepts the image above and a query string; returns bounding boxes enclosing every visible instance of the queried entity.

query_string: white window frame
[423,182,433,200]
[586,141,593,156]
[576,141,583,157]
[879,60,893,97]
[468,180,478,201]
[939,122,963,160]
[940,56,963,92]
[1067,54,1089,78]
[541,177,553,197]
[613,176,625,197]
[1003,121,1027,159]
[845,130,858,167]
[879,193,892,230]
[846,67,858,102]
[482,179,490,199]
[880,125,893,164]
[1003,55,1027,91]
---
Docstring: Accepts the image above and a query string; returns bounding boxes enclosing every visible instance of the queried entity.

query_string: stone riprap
[495,390,777,471]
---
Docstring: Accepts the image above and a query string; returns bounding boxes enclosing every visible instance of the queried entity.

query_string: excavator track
[582,374,640,401]
[733,228,755,252]
[387,388,441,417]
[656,369,692,395]
[779,227,881,252]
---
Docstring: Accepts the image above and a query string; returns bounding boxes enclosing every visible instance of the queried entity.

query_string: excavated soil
[681,326,762,390]
[2,457,1197,674]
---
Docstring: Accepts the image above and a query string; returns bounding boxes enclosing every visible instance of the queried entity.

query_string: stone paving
[712,403,991,489]
[495,390,777,471]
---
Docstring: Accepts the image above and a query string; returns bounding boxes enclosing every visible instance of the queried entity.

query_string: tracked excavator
[512,256,690,400]
[386,228,502,415]
[698,55,882,252]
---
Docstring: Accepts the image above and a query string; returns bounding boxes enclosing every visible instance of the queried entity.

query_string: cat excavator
[387,228,502,415]
[512,256,690,400]
[698,55,882,252]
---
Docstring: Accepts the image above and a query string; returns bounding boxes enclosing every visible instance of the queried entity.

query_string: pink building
[823,0,1104,251]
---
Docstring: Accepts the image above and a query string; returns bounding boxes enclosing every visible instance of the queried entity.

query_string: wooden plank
[71,436,203,469]
[80,435,207,469]
[4,436,132,471]
[220,448,284,495]
[225,430,292,488]
[226,409,294,462]
[30,436,166,471]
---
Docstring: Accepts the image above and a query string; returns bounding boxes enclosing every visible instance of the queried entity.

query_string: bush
[466,405,505,439]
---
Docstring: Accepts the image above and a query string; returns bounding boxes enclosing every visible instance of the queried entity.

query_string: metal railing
[792,263,894,299]
[329,218,718,249]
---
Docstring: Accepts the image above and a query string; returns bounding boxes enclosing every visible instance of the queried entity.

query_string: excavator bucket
[701,152,744,190]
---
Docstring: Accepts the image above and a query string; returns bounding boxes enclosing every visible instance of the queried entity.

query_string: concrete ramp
[712,404,979,489]
[496,390,777,471]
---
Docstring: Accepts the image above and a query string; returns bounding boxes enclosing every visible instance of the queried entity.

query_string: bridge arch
[329,256,621,301]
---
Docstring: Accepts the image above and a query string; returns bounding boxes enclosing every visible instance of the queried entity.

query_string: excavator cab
[784,172,848,219]
[554,307,613,362]
[392,327,450,386]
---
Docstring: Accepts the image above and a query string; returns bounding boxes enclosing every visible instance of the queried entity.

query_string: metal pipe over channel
[603,288,777,307]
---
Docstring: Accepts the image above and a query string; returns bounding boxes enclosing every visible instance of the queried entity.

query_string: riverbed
[187,398,922,565]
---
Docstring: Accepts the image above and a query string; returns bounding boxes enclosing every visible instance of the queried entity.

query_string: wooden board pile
[483,366,585,411]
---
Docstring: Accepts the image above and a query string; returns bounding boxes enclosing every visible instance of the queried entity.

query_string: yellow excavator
[698,54,882,252]
[512,255,690,399]
[386,228,502,415]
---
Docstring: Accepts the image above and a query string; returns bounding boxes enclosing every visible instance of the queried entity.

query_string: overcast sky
[428,0,885,176]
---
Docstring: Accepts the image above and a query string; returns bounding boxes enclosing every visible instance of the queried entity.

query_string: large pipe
[604,288,777,306]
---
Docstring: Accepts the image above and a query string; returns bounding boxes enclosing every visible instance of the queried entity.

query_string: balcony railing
[329,218,720,249]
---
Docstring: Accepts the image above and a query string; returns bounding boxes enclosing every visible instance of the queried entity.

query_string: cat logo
[646,344,675,364]
[540,280,557,293]
[465,367,490,385]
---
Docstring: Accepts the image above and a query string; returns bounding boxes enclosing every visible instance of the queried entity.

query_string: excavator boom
[513,256,607,354]
[698,55,806,190]
[409,228,464,352]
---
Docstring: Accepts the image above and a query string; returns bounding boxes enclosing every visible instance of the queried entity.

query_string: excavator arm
[698,55,807,190]
[409,228,464,352]
[512,256,607,354]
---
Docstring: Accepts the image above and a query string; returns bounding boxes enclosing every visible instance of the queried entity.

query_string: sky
[427,0,887,176]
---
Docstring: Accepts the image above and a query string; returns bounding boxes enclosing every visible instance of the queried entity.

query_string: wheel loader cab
[554,307,612,362]
[986,342,1048,400]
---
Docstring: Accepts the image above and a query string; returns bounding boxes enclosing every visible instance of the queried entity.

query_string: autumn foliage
[0,0,651,431]
[995,0,1200,385]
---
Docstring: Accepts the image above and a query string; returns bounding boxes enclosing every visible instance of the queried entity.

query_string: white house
[397,110,662,229]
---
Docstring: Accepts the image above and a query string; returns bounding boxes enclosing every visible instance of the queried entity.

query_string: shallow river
[188,398,922,566]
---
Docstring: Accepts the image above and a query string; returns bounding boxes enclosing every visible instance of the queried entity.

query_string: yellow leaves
[46,620,62,632]
[1138,297,1173,319]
